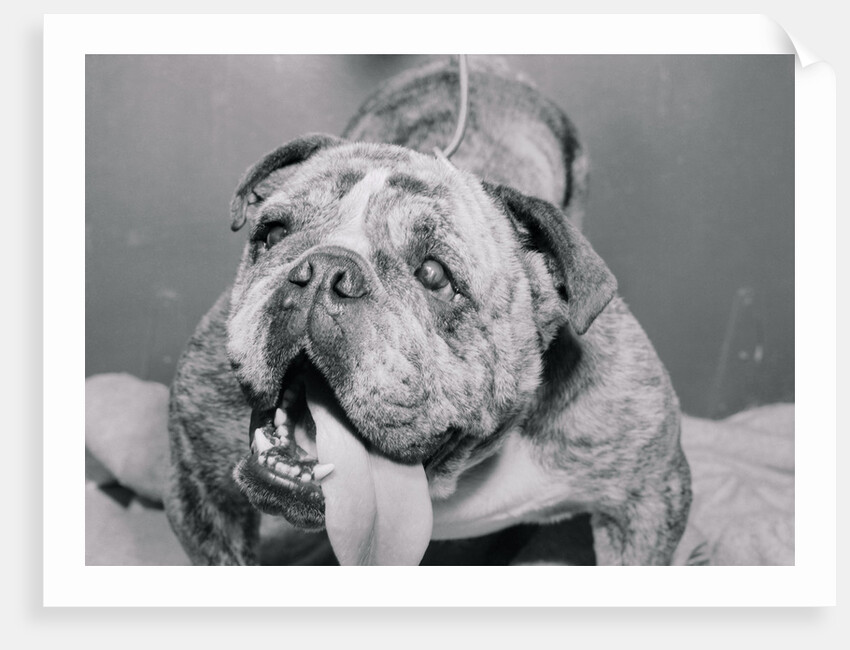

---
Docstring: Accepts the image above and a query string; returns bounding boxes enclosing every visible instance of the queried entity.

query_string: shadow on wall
[85,54,794,418]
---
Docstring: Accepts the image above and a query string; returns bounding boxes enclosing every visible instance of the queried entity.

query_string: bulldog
[165,57,691,565]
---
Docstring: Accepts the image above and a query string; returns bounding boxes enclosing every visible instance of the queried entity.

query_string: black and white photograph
[83,51,795,569]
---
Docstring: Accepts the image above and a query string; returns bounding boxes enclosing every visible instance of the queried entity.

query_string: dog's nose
[287,248,370,300]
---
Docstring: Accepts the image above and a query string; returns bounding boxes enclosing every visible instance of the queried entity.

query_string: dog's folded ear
[230,133,346,231]
[485,183,617,336]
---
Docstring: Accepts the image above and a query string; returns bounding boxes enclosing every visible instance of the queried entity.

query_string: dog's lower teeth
[300,471,311,483]
[276,425,288,440]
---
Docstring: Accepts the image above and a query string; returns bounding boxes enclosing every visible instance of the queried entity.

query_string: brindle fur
[165,57,691,566]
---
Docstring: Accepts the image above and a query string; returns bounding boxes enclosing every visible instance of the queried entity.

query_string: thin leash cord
[433,54,469,163]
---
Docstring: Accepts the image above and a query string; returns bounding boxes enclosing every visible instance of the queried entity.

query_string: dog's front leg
[166,461,260,565]
[592,451,692,566]
[165,413,261,566]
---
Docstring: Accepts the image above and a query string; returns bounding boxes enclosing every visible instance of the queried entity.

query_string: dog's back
[343,56,587,229]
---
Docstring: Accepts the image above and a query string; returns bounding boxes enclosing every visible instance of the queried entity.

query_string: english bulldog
[165,57,691,565]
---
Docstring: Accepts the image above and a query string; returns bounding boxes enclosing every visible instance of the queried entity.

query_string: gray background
[85,54,794,418]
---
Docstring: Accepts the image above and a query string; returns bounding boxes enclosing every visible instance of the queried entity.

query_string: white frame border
[47,13,835,607]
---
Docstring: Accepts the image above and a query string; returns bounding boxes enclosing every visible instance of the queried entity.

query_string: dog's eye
[264,224,288,249]
[415,259,455,301]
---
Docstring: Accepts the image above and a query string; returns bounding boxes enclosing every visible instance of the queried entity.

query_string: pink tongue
[306,385,433,566]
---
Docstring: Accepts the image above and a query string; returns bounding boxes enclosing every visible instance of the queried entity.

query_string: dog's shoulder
[170,288,248,440]
[525,297,681,477]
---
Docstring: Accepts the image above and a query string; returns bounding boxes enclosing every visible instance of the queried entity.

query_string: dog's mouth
[234,355,333,528]
[250,357,332,486]
[233,353,434,563]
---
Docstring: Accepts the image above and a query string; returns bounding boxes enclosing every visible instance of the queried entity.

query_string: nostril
[330,270,345,295]
[288,260,312,286]
[332,268,368,299]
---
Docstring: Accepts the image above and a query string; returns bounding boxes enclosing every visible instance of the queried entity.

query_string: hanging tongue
[305,379,433,565]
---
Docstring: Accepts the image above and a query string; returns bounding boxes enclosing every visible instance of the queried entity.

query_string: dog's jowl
[165,58,691,566]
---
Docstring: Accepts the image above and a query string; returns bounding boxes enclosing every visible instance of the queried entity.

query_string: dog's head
[226,134,616,534]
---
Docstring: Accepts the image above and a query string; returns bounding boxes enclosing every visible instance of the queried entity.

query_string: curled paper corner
[760,14,827,70]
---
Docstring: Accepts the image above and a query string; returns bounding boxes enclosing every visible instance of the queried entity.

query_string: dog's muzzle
[268,246,374,349]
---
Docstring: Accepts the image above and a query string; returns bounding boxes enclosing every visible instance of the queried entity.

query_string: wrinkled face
[226,141,561,529]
